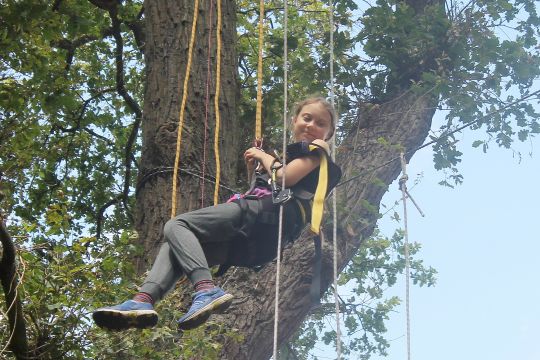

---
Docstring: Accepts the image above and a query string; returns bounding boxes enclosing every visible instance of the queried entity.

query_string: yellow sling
[308,144,329,234]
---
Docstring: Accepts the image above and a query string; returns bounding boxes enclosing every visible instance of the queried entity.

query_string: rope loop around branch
[399,173,409,189]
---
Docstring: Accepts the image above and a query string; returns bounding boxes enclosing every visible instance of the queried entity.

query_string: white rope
[272,0,288,357]
[329,1,342,359]
[399,152,411,360]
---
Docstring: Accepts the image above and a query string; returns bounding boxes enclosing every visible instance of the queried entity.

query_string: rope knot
[399,174,408,189]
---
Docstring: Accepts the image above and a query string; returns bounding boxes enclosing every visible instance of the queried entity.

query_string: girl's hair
[292,97,336,140]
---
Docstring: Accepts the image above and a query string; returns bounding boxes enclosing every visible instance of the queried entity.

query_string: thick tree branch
[125,19,146,53]
[109,8,142,224]
[88,0,118,11]
[0,217,29,360]
[53,29,115,71]
[127,5,146,52]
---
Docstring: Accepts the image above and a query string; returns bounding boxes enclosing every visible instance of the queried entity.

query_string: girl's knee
[163,218,185,242]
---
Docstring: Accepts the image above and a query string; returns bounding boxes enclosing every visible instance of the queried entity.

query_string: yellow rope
[171,0,200,218]
[255,0,264,141]
[309,145,329,233]
[213,0,223,205]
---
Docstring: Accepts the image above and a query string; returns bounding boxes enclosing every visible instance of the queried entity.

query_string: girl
[92,97,341,331]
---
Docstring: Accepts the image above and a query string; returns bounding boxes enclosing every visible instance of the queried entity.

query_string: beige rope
[329,1,342,358]
[399,152,411,360]
[272,0,287,358]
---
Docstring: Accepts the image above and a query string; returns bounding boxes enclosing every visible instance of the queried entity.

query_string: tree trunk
[135,0,239,272]
[0,218,29,359]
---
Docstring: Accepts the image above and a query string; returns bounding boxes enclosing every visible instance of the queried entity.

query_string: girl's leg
[163,202,244,285]
[162,218,212,286]
[163,202,246,330]
[139,242,184,302]
[92,241,185,331]
[93,201,250,331]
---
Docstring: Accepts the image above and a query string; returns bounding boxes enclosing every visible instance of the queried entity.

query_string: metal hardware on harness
[273,188,292,204]
[270,159,290,204]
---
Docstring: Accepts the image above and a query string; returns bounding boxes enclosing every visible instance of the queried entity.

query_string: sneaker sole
[92,309,158,330]
[178,293,234,331]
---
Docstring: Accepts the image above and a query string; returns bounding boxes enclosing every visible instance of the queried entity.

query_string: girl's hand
[243,147,265,163]
[311,139,330,155]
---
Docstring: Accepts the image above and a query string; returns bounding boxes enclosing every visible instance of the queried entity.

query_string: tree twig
[95,194,124,240]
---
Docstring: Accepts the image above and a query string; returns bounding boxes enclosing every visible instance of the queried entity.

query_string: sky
[370,127,540,360]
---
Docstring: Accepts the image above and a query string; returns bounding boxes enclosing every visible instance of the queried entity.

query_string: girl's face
[292,102,332,142]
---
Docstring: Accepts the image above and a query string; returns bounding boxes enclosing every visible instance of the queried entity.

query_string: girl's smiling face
[292,102,333,142]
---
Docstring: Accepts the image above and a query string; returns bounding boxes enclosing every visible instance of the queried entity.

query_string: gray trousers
[139,201,258,301]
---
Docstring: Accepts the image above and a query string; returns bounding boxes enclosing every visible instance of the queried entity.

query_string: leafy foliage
[0,0,143,237]
[236,0,359,147]
[349,0,539,184]
[282,229,436,359]
[1,216,240,359]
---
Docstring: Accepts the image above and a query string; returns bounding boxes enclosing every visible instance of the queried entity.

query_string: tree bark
[135,0,239,272]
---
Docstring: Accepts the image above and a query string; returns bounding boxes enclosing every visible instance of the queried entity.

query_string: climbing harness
[270,158,292,205]
[226,141,340,255]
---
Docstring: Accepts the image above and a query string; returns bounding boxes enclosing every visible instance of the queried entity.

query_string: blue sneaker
[92,300,158,330]
[177,287,233,330]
